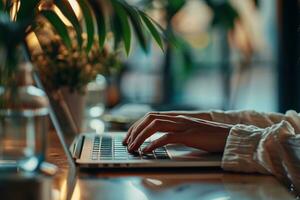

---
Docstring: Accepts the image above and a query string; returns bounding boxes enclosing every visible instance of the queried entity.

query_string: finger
[128,112,163,144]
[126,113,154,145]
[124,113,150,145]
[123,126,133,145]
[142,133,176,153]
[128,119,185,152]
[128,114,190,145]
[125,112,160,145]
[123,118,143,145]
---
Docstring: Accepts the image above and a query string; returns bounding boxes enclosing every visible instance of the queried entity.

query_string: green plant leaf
[4,0,12,13]
[111,13,122,51]
[88,0,106,51]
[0,12,28,46]
[54,0,82,48]
[119,2,148,53]
[0,1,3,10]
[111,1,131,55]
[143,16,177,48]
[204,0,239,30]
[139,11,164,51]
[77,0,94,52]
[166,0,186,20]
[17,0,39,21]
[41,10,72,49]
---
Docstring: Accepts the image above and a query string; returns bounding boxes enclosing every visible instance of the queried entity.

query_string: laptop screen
[33,71,77,161]
[33,70,78,200]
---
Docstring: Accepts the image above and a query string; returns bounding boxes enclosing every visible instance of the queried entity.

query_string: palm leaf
[4,0,12,13]
[3,0,9,11]
[139,10,164,51]
[77,0,94,52]
[204,0,238,30]
[16,0,39,21]
[120,2,148,53]
[0,1,3,10]
[111,1,131,55]
[54,0,82,48]
[88,0,106,51]
[111,13,122,50]
[166,0,186,19]
[146,16,178,48]
[41,10,72,49]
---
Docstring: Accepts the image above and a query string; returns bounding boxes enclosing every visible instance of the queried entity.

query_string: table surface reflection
[46,131,296,200]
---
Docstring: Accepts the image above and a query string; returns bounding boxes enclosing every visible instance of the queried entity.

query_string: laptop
[71,132,222,168]
[35,74,222,169]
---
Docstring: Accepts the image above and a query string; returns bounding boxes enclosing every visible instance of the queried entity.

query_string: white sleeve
[222,120,300,191]
[209,110,286,128]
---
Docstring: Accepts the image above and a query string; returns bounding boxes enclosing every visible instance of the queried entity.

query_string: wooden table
[46,130,296,200]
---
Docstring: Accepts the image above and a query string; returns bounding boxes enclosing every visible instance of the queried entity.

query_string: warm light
[60,179,67,200]
[68,0,81,17]
[10,1,20,21]
[71,181,81,200]
[54,0,82,27]
[26,31,43,52]
[59,179,81,200]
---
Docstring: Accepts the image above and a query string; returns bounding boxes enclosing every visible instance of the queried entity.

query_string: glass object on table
[0,63,49,172]
[84,75,106,133]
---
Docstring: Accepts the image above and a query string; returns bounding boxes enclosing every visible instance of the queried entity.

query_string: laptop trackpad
[148,133,221,161]
[166,144,220,161]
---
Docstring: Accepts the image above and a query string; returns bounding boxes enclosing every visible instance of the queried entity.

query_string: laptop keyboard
[91,135,170,160]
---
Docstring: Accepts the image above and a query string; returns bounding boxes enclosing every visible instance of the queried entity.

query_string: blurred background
[96,0,300,130]
[106,0,278,111]
[28,0,300,131]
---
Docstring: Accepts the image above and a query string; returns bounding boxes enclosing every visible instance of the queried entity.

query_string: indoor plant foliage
[31,20,121,131]
[31,20,120,94]
[0,0,164,132]
[0,0,164,88]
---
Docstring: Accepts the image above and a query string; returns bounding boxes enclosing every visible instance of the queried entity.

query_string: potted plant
[30,19,121,132]
[0,0,164,171]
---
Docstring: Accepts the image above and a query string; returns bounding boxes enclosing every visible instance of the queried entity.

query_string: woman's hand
[123,112,232,153]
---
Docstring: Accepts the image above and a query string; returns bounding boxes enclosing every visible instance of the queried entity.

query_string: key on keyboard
[91,136,170,160]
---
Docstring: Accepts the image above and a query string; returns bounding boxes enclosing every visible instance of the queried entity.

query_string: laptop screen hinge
[72,135,85,159]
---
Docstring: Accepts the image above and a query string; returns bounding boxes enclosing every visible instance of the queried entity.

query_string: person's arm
[141,111,213,121]
[122,110,282,150]
[209,110,287,127]
[138,110,288,128]
[123,113,232,153]
[223,120,300,192]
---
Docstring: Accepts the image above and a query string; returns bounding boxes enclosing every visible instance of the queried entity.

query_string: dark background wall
[277,0,300,112]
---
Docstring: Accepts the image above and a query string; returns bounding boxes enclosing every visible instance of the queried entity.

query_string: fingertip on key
[142,148,148,154]
[128,143,134,152]
[142,146,151,154]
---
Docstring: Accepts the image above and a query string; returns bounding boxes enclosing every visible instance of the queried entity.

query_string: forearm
[155,111,213,121]
[156,110,289,127]
[210,110,287,127]
[155,110,271,125]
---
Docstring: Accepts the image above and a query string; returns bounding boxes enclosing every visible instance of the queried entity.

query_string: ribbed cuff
[221,124,270,174]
